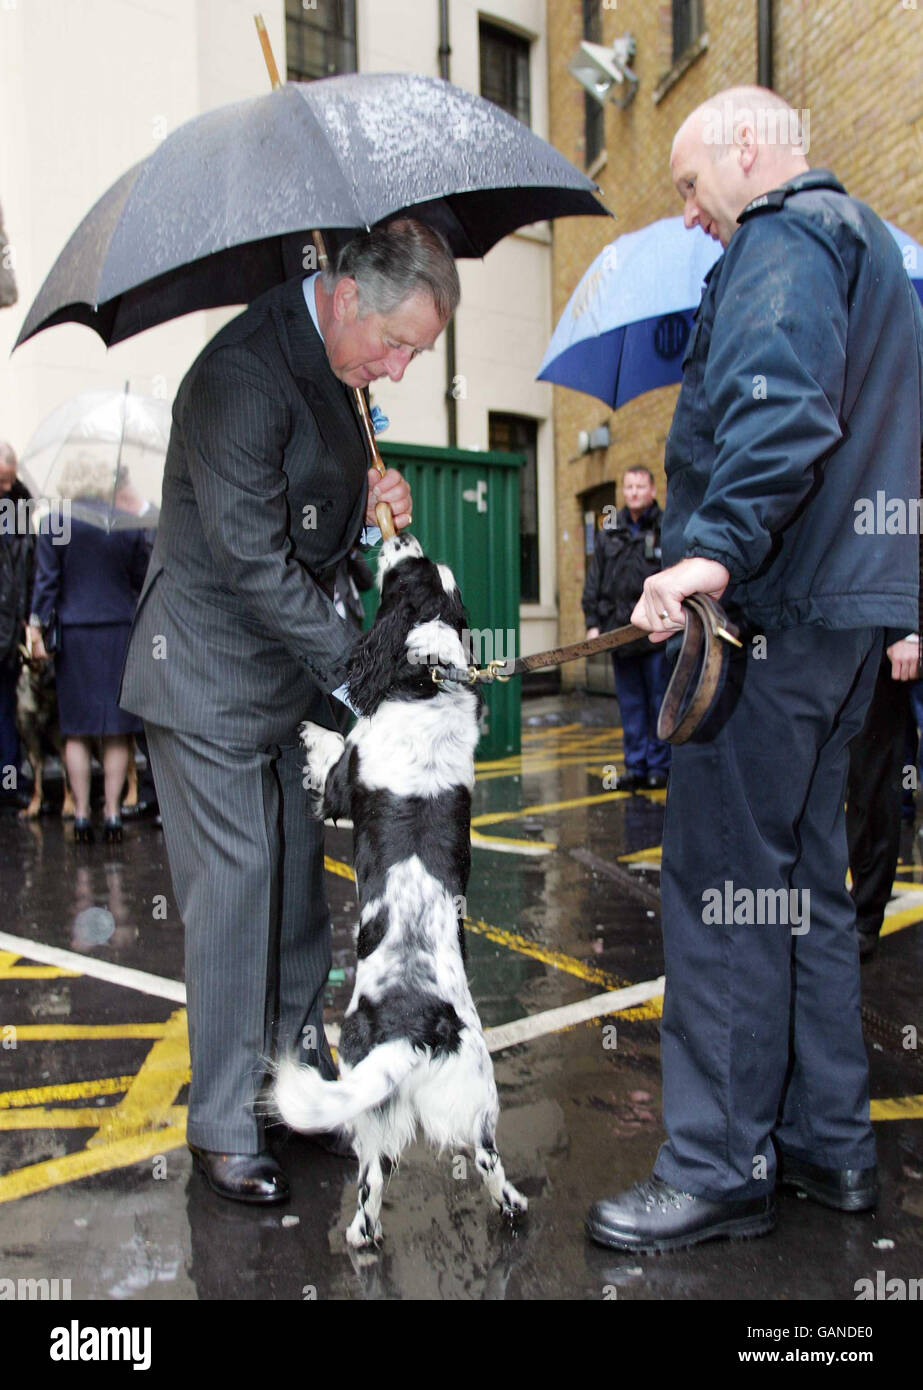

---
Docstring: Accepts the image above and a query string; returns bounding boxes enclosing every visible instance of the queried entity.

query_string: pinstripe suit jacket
[119,275,369,744]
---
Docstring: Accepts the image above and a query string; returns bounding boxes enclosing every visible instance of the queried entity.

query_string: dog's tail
[273,1041,419,1132]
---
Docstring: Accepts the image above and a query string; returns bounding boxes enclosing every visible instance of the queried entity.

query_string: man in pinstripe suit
[120,220,459,1203]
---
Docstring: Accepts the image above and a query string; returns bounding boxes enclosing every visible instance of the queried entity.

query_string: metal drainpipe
[757,0,773,88]
[439,0,458,448]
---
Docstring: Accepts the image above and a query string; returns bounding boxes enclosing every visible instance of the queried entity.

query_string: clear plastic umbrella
[18,386,170,531]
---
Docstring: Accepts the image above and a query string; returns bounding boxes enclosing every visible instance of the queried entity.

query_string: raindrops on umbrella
[16,73,610,350]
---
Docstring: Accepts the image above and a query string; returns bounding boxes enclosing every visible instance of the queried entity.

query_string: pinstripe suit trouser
[145,722,337,1152]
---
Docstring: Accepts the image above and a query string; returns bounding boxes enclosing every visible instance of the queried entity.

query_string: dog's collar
[430,661,511,687]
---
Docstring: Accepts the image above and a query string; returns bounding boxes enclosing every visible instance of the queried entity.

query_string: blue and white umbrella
[538,216,923,411]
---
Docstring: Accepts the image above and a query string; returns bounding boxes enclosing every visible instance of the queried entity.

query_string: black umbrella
[16,72,610,350]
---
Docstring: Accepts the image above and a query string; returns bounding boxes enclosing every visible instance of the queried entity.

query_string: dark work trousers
[0,663,20,795]
[847,657,911,935]
[612,648,672,775]
[144,723,337,1153]
[653,626,882,1202]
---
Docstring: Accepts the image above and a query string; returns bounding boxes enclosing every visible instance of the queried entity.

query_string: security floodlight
[577,425,611,454]
[569,36,638,109]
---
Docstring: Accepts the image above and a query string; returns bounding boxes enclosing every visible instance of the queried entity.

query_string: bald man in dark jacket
[587,87,923,1253]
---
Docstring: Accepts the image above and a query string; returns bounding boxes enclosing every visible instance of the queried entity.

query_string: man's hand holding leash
[632,556,731,641]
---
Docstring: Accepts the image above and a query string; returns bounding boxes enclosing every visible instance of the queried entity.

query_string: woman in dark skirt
[28,469,152,842]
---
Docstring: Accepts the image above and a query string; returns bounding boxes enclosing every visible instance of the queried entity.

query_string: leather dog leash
[431,593,742,745]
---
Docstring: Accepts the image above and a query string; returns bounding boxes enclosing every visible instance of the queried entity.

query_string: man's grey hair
[0,441,16,469]
[323,217,460,321]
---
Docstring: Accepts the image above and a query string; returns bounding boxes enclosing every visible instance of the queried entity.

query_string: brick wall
[548,0,923,684]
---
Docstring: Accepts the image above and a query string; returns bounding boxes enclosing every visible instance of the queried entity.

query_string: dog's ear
[444,588,469,642]
[345,605,409,716]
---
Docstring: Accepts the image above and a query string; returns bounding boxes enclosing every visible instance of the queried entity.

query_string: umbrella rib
[290,85,371,232]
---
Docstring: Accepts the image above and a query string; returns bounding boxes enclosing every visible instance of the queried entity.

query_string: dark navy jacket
[582,501,664,653]
[663,170,923,633]
[32,507,152,627]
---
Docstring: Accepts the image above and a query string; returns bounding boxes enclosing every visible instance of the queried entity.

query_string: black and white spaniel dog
[273,533,527,1248]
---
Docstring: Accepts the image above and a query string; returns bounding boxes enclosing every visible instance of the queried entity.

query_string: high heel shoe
[103,817,123,844]
[74,818,94,844]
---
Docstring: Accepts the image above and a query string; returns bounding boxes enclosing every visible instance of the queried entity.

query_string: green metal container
[358,440,524,759]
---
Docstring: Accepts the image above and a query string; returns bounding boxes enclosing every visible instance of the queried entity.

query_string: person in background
[846,635,919,960]
[583,467,671,790]
[28,455,151,843]
[0,441,32,812]
[846,443,923,959]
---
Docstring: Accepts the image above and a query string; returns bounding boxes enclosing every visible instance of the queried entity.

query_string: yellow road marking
[0,1076,137,1108]
[470,829,553,853]
[0,1127,188,1204]
[0,966,79,979]
[881,905,923,937]
[472,791,624,829]
[0,950,78,980]
[325,855,355,881]
[870,1094,923,1121]
[520,722,584,742]
[0,1012,191,1202]
[466,917,662,1021]
[10,1023,171,1041]
[0,1105,187,1130]
[86,1010,189,1148]
[476,756,623,782]
[466,916,620,988]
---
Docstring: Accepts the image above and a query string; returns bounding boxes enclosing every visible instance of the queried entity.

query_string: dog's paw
[346,1212,383,1249]
[499,1183,528,1218]
[299,723,345,813]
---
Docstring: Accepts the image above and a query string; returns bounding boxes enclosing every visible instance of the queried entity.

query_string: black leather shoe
[73,817,94,844]
[616,771,645,792]
[189,1145,290,1204]
[103,816,123,844]
[778,1153,879,1212]
[645,771,669,789]
[586,1175,775,1253]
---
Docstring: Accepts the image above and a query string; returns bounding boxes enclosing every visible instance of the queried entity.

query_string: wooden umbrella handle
[254,16,397,542]
[254,15,282,89]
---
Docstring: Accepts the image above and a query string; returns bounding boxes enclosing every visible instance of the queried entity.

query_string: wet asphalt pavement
[1,694,922,1321]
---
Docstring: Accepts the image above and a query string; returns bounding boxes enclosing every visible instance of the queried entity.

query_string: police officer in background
[583,467,671,789]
